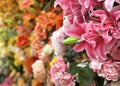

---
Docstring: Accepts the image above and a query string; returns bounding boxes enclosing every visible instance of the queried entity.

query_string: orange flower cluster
[30,8,63,57]
[15,0,63,50]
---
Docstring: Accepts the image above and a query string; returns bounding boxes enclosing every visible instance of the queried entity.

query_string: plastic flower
[90,59,120,81]
[50,57,75,86]
[65,18,108,61]
[49,56,57,68]
[54,0,77,14]
[18,0,33,11]
[104,0,120,12]
[32,60,46,83]
[107,39,120,60]
[55,0,120,82]
[0,77,13,86]
[52,26,66,56]
[42,44,54,56]
[17,35,30,47]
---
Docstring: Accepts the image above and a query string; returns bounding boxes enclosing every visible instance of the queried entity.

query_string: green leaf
[94,75,104,86]
[15,13,21,18]
[62,37,79,44]
[4,19,13,24]
[78,67,94,86]
[34,0,40,8]
[17,20,22,25]
[43,0,54,11]
[30,7,38,15]
[67,62,94,86]
[66,62,80,75]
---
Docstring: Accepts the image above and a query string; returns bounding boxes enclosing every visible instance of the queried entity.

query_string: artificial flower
[52,26,66,56]
[0,77,13,86]
[42,44,54,56]
[32,60,46,83]
[90,59,120,81]
[50,56,75,86]
[17,35,30,47]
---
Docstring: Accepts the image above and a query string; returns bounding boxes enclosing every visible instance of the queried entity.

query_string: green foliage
[67,62,94,86]
[62,36,79,44]
[94,74,104,86]
[63,46,83,62]
[34,0,41,9]
[4,19,13,25]
[30,7,38,15]
[43,0,54,11]
[0,27,17,43]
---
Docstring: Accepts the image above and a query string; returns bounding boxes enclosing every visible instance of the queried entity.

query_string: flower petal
[65,17,85,38]
[96,39,107,61]
[104,0,115,12]
[73,41,86,52]
[86,43,96,60]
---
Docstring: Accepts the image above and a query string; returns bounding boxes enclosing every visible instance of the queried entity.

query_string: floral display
[50,0,120,86]
[0,0,62,86]
[0,0,120,86]
[50,57,75,86]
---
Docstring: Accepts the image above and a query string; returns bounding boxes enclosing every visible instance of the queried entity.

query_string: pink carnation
[50,57,75,86]
[55,0,120,81]
[52,27,66,56]
[108,40,120,60]
[90,59,120,81]
[0,77,13,86]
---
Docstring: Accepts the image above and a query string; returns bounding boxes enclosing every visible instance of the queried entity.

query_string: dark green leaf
[43,0,54,11]
[67,62,94,86]
[94,75,104,86]
[78,67,94,86]
[66,62,80,75]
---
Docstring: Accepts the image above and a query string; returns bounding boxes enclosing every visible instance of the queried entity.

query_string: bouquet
[50,0,120,86]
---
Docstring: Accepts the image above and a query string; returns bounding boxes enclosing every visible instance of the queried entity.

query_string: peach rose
[32,60,46,83]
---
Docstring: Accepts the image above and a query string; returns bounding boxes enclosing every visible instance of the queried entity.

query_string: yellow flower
[14,55,22,66]
[8,37,17,46]
[49,56,57,68]
[25,47,32,57]
[0,47,9,57]
[29,34,34,41]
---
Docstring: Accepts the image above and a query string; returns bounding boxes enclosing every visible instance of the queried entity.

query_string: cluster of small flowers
[50,57,75,86]
[54,0,120,81]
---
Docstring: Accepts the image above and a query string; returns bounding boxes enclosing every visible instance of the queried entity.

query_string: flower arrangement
[0,0,63,86]
[0,0,120,86]
[50,0,120,86]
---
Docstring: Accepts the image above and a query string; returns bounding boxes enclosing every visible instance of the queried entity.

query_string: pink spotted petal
[96,39,107,61]
[73,41,86,52]
[104,0,115,12]
[102,30,112,43]
[86,43,96,60]
[84,0,91,8]
[65,17,85,38]
[106,38,117,51]
[116,0,120,4]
